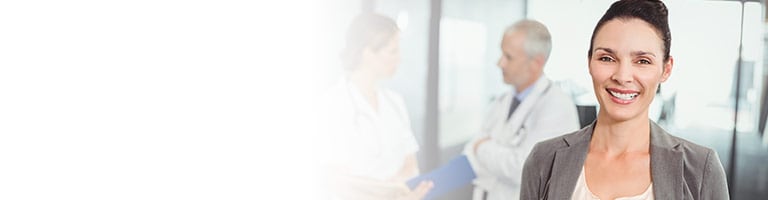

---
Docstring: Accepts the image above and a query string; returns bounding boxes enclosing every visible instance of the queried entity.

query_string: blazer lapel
[541,121,684,199]
[546,124,593,199]
[649,121,684,199]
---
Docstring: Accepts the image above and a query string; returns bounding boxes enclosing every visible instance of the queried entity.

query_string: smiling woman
[588,17,672,122]
[519,0,730,199]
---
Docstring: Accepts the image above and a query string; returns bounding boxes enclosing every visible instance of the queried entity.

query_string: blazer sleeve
[700,149,730,199]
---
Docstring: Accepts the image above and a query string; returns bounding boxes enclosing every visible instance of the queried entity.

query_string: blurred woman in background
[320,13,432,200]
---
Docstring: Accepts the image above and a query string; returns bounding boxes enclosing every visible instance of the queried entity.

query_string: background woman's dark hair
[588,0,671,62]
[340,13,399,71]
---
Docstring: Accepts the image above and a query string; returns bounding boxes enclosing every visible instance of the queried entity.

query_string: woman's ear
[661,56,673,82]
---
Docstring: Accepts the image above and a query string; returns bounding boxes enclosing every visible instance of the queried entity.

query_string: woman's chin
[601,107,643,122]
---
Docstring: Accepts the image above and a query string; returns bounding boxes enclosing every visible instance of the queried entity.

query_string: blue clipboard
[406,155,476,200]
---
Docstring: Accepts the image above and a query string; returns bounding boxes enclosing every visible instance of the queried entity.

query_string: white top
[571,167,654,200]
[320,79,419,181]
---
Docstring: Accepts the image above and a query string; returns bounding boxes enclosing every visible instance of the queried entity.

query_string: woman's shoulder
[650,124,723,175]
[532,134,569,152]
[530,126,592,157]
[669,134,716,154]
[663,133,720,165]
[650,123,719,162]
[653,129,729,197]
[522,127,591,181]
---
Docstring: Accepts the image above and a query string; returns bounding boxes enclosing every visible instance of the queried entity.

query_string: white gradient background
[3,0,763,199]
[1,0,320,199]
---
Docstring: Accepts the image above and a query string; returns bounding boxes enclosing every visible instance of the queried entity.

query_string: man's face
[498,31,534,89]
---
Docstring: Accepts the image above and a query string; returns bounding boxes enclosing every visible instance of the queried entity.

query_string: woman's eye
[636,59,651,64]
[598,56,614,62]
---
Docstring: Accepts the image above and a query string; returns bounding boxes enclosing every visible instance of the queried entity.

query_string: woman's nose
[611,61,633,83]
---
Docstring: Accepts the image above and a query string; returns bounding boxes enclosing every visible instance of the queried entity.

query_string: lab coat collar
[513,75,542,101]
[504,76,551,127]
[343,79,380,117]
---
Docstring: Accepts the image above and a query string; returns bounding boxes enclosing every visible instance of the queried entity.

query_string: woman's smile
[606,88,640,104]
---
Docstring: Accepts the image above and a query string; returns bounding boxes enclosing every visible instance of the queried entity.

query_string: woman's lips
[606,88,639,104]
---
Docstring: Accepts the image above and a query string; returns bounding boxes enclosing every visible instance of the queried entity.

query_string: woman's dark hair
[588,0,671,62]
[340,13,399,71]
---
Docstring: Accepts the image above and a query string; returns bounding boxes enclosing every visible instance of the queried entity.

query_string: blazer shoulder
[529,128,584,159]
[669,135,718,166]
[522,128,586,193]
[665,134,729,198]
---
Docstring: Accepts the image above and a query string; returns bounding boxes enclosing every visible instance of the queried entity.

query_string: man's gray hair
[504,20,552,61]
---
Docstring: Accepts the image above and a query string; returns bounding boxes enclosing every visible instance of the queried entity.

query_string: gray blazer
[519,121,729,199]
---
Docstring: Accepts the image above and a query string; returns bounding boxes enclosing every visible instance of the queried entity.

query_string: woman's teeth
[609,90,638,100]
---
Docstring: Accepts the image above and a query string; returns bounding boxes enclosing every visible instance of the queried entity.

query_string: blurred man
[463,19,580,200]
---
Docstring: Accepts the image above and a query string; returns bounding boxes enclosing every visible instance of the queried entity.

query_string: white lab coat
[320,79,419,181]
[463,77,580,200]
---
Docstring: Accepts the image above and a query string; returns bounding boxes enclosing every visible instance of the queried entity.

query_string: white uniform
[464,77,580,200]
[320,79,419,181]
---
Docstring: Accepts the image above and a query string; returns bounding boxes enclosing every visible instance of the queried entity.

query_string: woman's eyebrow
[631,51,656,58]
[594,47,614,54]
[594,47,657,58]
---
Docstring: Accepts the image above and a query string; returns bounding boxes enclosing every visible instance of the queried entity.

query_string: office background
[321,0,768,199]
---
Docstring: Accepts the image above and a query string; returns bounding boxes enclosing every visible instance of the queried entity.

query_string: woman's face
[589,18,672,122]
[363,32,401,79]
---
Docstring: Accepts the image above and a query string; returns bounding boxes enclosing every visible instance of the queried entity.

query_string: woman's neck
[591,115,651,155]
[348,70,379,112]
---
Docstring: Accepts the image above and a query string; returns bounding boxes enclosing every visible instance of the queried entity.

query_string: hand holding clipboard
[406,155,476,200]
